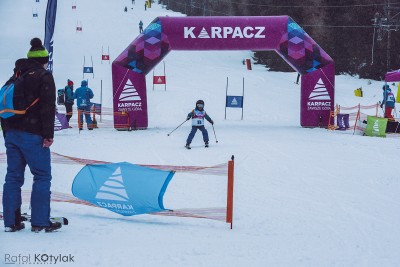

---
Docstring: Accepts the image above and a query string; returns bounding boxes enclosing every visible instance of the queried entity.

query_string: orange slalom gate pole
[77,109,81,132]
[226,155,235,229]
[352,105,361,135]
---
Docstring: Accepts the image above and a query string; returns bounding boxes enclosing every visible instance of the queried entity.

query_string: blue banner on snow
[226,96,243,108]
[83,67,94,73]
[72,162,174,216]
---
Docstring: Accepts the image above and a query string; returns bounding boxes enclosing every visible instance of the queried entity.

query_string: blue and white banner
[44,0,57,73]
[72,162,174,216]
[83,67,94,73]
[226,96,243,108]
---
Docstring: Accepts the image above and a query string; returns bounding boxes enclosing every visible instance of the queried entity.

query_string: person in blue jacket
[73,80,94,130]
[185,100,214,149]
[380,84,395,121]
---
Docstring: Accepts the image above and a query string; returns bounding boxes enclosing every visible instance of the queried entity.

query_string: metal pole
[241,77,244,120]
[167,119,188,136]
[164,61,166,91]
[100,79,103,123]
[386,0,391,72]
[371,27,376,64]
[82,56,85,79]
[91,56,94,79]
[211,124,218,143]
[225,77,228,120]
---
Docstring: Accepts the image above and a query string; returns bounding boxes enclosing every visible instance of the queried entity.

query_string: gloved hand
[211,120,214,125]
[380,104,383,108]
[186,117,190,121]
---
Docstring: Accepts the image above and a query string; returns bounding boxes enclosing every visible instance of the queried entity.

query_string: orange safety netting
[0,151,228,176]
[0,191,227,222]
[57,106,131,129]
[328,103,380,131]
[0,152,230,222]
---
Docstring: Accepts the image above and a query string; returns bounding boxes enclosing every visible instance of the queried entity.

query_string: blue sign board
[226,96,243,108]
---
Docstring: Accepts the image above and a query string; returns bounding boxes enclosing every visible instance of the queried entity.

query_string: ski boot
[5,222,25,232]
[185,144,191,150]
[31,222,62,233]
[205,142,209,148]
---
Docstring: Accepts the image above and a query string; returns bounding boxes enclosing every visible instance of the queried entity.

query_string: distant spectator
[139,20,144,33]
[64,79,74,126]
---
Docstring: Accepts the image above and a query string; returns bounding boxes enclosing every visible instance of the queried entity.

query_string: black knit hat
[27,38,49,64]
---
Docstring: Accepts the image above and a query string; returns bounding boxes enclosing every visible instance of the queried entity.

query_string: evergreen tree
[163,0,400,80]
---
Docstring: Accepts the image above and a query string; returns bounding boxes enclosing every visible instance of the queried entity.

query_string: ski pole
[378,101,385,116]
[212,124,218,143]
[167,119,188,136]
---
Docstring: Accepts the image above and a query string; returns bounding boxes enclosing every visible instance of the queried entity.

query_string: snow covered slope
[0,1,399,266]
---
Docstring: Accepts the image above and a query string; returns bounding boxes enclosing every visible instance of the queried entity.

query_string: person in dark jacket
[64,79,74,125]
[185,100,214,149]
[1,38,61,232]
[73,80,94,130]
[380,84,396,121]
[139,20,144,33]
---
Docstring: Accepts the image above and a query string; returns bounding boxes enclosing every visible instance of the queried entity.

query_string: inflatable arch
[112,16,335,129]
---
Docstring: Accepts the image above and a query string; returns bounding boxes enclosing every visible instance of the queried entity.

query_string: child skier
[185,100,214,149]
[380,84,395,121]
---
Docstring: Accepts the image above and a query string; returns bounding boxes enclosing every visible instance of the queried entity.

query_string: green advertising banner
[365,116,388,137]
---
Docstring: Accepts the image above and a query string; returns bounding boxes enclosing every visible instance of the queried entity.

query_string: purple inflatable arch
[112,16,335,129]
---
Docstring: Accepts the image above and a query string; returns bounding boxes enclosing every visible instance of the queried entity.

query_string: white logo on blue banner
[83,67,93,73]
[72,162,175,216]
[95,167,129,202]
[226,96,243,108]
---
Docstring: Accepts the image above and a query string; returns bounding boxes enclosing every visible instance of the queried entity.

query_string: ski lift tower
[371,0,400,70]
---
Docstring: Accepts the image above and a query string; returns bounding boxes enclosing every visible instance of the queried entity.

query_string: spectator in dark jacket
[64,79,74,125]
[1,38,61,232]
[139,20,144,33]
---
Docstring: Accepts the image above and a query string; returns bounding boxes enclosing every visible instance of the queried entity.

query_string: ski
[184,145,210,149]
[0,212,68,225]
